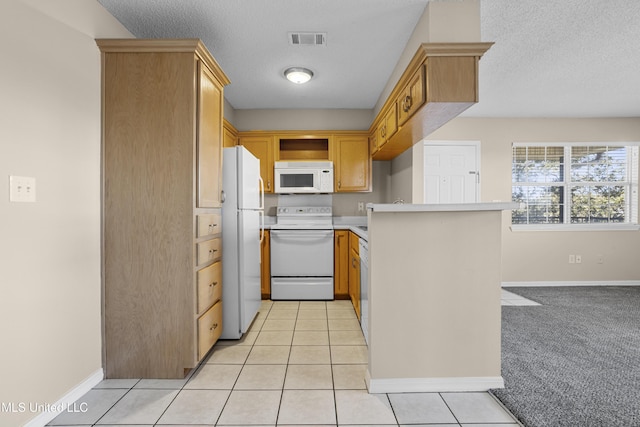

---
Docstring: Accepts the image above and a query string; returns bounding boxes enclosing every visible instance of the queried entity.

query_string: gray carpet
[491,286,640,427]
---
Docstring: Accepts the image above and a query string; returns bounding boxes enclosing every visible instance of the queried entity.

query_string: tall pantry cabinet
[97,39,230,378]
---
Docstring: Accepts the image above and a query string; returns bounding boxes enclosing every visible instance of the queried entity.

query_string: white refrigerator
[221,146,264,339]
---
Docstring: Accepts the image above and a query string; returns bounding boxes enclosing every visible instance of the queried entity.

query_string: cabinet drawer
[197,214,221,238]
[197,301,222,361]
[197,238,222,266]
[197,261,222,314]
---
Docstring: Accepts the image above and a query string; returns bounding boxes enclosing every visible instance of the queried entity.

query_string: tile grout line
[437,392,462,427]
[87,379,142,426]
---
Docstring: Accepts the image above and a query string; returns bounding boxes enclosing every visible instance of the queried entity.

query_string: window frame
[511,142,640,232]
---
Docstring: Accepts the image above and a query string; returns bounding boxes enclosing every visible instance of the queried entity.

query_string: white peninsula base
[365,203,518,393]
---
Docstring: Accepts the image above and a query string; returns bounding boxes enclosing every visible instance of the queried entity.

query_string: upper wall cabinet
[197,63,224,208]
[223,119,238,148]
[397,64,426,126]
[238,133,276,193]
[371,43,493,160]
[374,104,398,154]
[238,131,371,193]
[333,134,370,192]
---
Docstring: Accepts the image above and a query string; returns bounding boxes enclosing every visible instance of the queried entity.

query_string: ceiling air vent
[288,32,327,46]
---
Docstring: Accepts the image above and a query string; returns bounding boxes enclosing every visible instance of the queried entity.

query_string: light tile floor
[501,289,541,306]
[49,299,522,426]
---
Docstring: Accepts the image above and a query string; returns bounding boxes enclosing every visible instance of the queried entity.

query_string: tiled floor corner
[49,299,521,427]
[501,289,541,306]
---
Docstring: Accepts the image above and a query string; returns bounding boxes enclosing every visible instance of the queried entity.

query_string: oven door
[270,229,334,276]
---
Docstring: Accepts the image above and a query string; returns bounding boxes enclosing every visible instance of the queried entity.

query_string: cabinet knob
[402,95,412,113]
[338,180,341,189]
[267,180,271,190]
[209,281,218,288]
[210,323,218,331]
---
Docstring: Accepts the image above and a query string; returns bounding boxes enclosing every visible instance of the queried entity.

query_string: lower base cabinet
[349,232,361,320]
[334,231,350,298]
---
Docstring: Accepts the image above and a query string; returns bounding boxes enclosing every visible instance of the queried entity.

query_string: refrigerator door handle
[259,210,265,245]
[258,175,265,245]
[258,176,265,210]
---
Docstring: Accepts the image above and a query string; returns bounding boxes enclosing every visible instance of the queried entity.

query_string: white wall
[0,1,131,426]
[374,0,480,116]
[426,117,640,283]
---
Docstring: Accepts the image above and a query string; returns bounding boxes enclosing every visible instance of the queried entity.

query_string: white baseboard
[24,368,103,427]
[502,280,640,288]
[365,371,504,393]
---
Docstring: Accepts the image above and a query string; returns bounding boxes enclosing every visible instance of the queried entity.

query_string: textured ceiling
[98,0,640,117]
[97,0,429,110]
[466,0,640,117]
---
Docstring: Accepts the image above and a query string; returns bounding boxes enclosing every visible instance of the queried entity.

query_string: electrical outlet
[569,254,575,264]
[357,202,364,212]
[597,254,604,264]
[9,175,36,202]
[575,255,582,264]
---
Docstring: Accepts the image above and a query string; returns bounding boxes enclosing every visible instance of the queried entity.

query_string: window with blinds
[512,143,639,227]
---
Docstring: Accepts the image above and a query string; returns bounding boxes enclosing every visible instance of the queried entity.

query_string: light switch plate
[9,175,36,202]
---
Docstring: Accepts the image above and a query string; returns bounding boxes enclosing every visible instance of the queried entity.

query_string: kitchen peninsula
[365,202,518,393]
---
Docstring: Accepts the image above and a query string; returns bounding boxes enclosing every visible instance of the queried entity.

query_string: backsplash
[263,161,391,216]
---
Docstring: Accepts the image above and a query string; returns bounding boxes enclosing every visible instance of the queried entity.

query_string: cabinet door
[334,231,349,298]
[397,64,425,126]
[369,131,378,156]
[239,135,275,193]
[261,230,271,298]
[334,135,370,192]
[384,104,398,141]
[197,62,223,208]
[349,247,361,320]
[223,121,238,148]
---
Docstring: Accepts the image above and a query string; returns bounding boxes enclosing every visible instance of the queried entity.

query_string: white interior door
[424,143,479,204]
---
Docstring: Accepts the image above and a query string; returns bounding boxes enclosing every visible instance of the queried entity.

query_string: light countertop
[264,216,368,240]
[367,202,520,213]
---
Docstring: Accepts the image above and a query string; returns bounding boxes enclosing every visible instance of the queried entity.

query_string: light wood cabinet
[98,39,229,379]
[223,119,238,148]
[238,131,370,193]
[397,64,425,126]
[238,134,276,193]
[197,262,222,314]
[334,231,350,298]
[261,230,271,299]
[333,135,370,192]
[371,43,492,160]
[197,63,223,208]
[349,232,361,320]
[197,301,223,361]
[375,104,398,153]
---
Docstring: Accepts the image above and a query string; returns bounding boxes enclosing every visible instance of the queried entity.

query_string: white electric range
[270,206,334,300]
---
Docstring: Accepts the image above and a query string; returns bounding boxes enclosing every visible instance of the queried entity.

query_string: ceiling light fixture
[284,67,314,84]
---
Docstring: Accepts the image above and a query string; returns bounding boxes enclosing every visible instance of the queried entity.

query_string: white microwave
[274,161,334,193]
